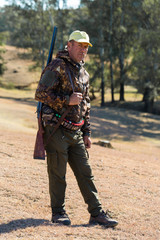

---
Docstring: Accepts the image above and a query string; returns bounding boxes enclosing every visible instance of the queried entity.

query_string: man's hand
[69,92,83,105]
[83,135,91,149]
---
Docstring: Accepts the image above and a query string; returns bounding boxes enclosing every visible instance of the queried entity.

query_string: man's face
[67,41,89,63]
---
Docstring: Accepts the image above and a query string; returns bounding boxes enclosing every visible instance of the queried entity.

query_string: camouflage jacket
[35,50,91,136]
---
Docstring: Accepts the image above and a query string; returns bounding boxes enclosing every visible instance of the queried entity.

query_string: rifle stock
[33,112,45,160]
[33,26,57,160]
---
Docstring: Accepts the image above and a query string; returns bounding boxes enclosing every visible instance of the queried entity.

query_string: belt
[43,111,84,131]
[61,118,84,131]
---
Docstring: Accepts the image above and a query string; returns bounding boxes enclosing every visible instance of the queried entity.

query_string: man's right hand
[69,92,83,105]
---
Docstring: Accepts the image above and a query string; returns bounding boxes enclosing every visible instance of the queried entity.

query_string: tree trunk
[119,1,125,101]
[143,45,155,113]
[100,49,105,107]
[119,44,125,101]
[99,27,105,107]
[101,59,105,106]
[119,82,125,101]
[109,0,114,103]
[110,58,114,103]
[143,86,154,113]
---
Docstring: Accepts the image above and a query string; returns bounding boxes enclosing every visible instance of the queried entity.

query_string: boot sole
[89,220,118,228]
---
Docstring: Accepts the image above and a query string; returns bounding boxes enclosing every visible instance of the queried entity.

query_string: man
[35,30,118,227]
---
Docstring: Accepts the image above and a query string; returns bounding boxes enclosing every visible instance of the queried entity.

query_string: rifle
[33,26,58,160]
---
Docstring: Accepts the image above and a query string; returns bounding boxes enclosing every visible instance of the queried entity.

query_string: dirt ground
[0,93,160,240]
[0,45,160,239]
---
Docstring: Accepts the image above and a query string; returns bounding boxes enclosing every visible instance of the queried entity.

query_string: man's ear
[67,41,72,51]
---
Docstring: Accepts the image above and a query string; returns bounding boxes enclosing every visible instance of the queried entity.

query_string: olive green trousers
[44,126,102,216]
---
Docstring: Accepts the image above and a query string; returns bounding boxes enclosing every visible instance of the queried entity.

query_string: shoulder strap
[62,58,75,92]
[66,65,75,92]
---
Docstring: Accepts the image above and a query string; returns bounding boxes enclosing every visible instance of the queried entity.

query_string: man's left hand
[83,136,91,149]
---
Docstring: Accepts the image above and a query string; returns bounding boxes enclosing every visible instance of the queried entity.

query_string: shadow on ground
[91,106,160,142]
[0,96,36,107]
[0,95,160,142]
[0,219,100,234]
[0,218,51,234]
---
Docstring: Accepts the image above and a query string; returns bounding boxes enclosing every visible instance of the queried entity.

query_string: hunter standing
[35,30,118,227]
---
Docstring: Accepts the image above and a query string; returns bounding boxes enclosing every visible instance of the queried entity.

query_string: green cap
[68,30,93,47]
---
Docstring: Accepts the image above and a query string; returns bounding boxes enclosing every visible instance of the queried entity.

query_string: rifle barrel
[47,26,58,66]
[37,26,58,118]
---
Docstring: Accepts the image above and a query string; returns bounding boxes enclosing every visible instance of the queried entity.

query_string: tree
[3,2,52,68]
[80,0,113,105]
[49,0,70,50]
[0,36,5,76]
[109,0,140,102]
[80,0,138,104]
[131,0,160,112]
[108,0,115,103]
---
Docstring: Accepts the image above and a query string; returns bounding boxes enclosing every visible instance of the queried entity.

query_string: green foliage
[85,56,110,90]
[131,0,160,96]
[0,0,160,111]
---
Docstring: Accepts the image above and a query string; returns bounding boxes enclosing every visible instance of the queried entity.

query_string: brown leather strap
[44,105,72,147]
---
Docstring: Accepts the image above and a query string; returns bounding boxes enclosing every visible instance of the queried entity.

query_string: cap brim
[76,39,93,47]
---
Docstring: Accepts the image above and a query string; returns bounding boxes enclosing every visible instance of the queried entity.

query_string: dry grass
[0,45,40,88]
[0,94,160,240]
[91,86,143,107]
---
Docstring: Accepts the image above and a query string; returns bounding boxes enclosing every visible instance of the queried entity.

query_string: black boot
[52,211,71,226]
[89,210,118,228]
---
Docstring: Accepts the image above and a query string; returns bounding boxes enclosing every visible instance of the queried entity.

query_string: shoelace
[101,210,112,219]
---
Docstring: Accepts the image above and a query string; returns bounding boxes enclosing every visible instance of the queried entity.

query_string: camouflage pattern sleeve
[35,59,70,113]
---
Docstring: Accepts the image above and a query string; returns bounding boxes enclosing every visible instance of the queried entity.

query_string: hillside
[0,45,40,88]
